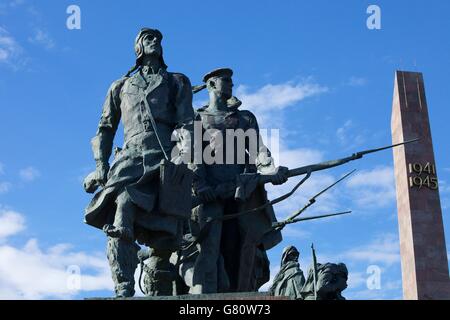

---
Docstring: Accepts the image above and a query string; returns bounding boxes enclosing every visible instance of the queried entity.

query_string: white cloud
[347,166,394,189]
[346,76,368,87]
[9,0,25,7]
[350,286,402,300]
[345,166,396,208]
[0,208,113,299]
[341,233,400,267]
[0,1,24,13]
[438,180,450,194]
[267,170,342,221]
[0,26,22,65]
[236,81,328,113]
[277,148,323,169]
[0,163,11,194]
[282,226,311,239]
[28,29,55,50]
[193,78,327,133]
[336,120,365,148]
[0,182,11,194]
[300,234,402,299]
[0,240,112,299]
[19,166,40,182]
[348,278,403,300]
[347,271,368,289]
[336,120,353,143]
[264,146,351,227]
[0,209,25,240]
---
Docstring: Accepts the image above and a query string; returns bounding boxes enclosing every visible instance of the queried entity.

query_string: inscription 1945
[409,162,438,190]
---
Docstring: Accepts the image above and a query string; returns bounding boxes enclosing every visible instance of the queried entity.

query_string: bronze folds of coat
[85,69,194,252]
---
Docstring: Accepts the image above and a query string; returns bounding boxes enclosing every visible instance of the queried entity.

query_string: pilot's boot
[105,225,139,298]
[143,249,175,296]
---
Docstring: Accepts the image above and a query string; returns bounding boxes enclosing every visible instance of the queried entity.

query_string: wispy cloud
[350,285,402,300]
[0,209,25,241]
[267,172,342,221]
[346,76,368,87]
[1,2,57,68]
[0,0,25,12]
[266,147,352,223]
[346,271,368,289]
[282,226,311,239]
[274,147,323,169]
[311,234,402,299]
[341,233,400,267]
[19,166,40,182]
[438,180,450,194]
[0,26,23,67]
[10,0,25,7]
[336,120,366,149]
[28,28,55,50]
[336,120,353,142]
[193,78,327,133]
[236,80,328,113]
[348,276,403,300]
[0,182,12,194]
[0,163,11,194]
[345,166,396,208]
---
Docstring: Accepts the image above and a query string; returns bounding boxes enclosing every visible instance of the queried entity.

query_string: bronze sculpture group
[269,245,348,300]
[83,28,415,299]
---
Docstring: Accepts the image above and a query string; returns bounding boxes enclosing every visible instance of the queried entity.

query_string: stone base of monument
[87,292,291,300]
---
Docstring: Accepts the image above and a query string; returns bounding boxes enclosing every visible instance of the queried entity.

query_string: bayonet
[272,211,351,230]
[311,243,318,300]
[283,170,355,224]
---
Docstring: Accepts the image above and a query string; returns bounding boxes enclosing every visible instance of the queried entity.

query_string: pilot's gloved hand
[95,162,110,186]
[271,166,289,185]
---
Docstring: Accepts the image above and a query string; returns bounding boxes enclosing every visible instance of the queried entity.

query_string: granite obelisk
[391,70,450,300]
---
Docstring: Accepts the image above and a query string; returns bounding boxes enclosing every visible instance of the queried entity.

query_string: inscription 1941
[408,162,438,190]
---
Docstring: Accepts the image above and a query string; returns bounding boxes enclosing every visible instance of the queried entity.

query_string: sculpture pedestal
[87,292,291,300]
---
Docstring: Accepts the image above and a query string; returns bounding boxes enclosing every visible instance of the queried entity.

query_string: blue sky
[0,0,449,299]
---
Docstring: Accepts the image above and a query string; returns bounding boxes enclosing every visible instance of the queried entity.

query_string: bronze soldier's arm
[171,73,195,164]
[173,73,194,129]
[173,75,216,203]
[240,110,274,174]
[91,79,124,184]
[244,111,288,184]
[188,112,215,202]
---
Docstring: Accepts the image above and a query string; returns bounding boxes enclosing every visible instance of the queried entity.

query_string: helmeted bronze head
[134,28,167,69]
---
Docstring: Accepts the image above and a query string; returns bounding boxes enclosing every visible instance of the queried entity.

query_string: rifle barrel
[260,138,419,184]
[193,139,419,207]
